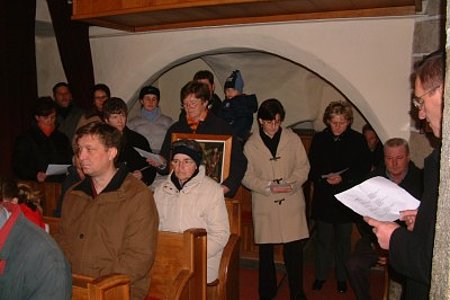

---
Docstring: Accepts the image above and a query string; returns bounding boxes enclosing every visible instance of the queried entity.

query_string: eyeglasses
[182,98,203,108]
[171,158,196,167]
[412,85,441,110]
[329,121,348,127]
[261,119,281,126]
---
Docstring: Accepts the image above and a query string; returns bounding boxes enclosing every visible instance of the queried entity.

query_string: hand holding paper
[133,147,164,165]
[335,176,420,222]
[45,164,70,176]
[321,168,349,179]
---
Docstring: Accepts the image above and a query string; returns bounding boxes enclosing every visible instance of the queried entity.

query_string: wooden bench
[72,273,131,300]
[147,229,207,300]
[43,216,60,235]
[207,234,241,300]
[43,217,207,300]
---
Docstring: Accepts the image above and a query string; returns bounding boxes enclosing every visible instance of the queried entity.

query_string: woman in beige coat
[242,99,310,300]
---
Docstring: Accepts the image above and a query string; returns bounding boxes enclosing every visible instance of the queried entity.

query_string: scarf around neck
[141,107,160,122]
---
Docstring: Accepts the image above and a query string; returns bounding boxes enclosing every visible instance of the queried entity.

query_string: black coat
[309,127,371,223]
[13,124,73,182]
[160,112,247,198]
[119,127,156,186]
[219,94,258,141]
[389,149,439,300]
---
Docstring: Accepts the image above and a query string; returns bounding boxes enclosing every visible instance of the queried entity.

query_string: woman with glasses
[77,83,111,129]
[308,101,371,294]
[149,80,247,198]
[242,99,310,300]
[153,139,230,284]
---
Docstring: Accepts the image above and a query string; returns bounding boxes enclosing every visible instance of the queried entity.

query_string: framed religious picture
[171,133,232,183]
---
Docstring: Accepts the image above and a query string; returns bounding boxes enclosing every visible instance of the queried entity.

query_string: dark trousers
[346,237,378,300]
[259,240,305,300]
[314,221,353,281]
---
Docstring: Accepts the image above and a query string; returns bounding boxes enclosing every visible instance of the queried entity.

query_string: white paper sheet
[335,176,420,222]
[45,164,70,176]
[133,147,164,165]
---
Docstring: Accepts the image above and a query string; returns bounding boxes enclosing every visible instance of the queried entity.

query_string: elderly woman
[242,99,310,300]
[309,101,371,294]
[154,139,230,283]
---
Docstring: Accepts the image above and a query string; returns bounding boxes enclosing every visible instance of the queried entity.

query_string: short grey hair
[384,138,409,155]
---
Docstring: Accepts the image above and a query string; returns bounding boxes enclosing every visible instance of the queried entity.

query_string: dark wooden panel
[72,0,420,32]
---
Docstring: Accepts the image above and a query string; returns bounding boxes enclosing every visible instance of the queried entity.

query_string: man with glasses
[366,50,444,300]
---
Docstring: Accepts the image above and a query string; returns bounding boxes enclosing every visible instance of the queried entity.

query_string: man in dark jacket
[366,50,444,300]
[52,82,84,141]
[347,138,423,300]
[193,70,223,116]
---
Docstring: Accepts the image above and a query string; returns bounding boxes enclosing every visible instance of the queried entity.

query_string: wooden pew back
[72,273,131,300]
[148,229,207,300]
[17,180,61,216]
[43,219,207,300]
[206,234,240,300]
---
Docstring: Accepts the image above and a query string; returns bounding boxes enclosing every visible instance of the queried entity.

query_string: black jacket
[160,112,247,198]
[389,149,439,299]
[309,127,371,223]
[119,127,156,186]
[13,123,72,182]
[219,94,258,142]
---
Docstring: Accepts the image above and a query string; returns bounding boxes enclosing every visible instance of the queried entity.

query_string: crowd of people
[1,51,445,300]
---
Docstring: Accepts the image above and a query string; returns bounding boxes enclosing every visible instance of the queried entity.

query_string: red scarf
[187,110,208,132]
[39,124,55,137]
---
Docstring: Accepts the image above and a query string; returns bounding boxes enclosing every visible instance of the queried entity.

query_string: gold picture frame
[171,133,232,183]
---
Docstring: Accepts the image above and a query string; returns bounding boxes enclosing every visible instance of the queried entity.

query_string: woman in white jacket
[242,99,310,300]
[154,139,230,283]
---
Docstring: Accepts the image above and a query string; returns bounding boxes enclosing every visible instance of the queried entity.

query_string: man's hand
[364,216,400,250]
[221,185,230,195]
[326,174,342,185]
[147,155,166,168]
[400,209,418,231]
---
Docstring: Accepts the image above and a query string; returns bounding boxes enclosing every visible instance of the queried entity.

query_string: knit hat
[224,70,244,93]
[139,85,160,100]
[171,139,203,167]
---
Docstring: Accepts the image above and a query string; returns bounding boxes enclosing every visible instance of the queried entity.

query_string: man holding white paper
[365,51,444,300]
[345,138,423,300]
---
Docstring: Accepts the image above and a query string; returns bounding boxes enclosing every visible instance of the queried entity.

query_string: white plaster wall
[35,0,415,142]
[36,36,66,96]
[87,17,415,141]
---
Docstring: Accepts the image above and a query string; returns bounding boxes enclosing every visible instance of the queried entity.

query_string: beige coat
[154,166,230,283]
[242,128,310,244]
